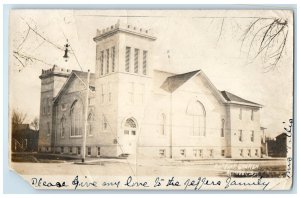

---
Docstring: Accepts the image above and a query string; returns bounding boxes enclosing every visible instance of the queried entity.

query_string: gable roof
[53,70,95,103]
[72,70,96,88]
[159,69,262,108]
[160,70,200,93]
[220,90,262,107]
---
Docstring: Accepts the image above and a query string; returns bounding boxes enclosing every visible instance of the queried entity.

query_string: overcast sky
[9,10,293,137]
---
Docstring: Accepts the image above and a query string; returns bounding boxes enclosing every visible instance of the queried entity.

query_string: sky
[9,10,293,138]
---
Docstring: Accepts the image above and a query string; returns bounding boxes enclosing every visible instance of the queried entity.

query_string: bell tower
[38,65,71,152]
[92,21,156,157]
[93,20,156,77]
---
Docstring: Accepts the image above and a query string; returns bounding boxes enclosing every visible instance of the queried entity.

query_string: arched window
[187,100,206,136]
[221,119,225,137]
[159,113,166,135]
[60,115,66,138]
[70,100,83,136]
[124,118,137,136]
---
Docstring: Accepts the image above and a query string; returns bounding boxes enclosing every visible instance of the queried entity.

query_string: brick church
[38,21,265,159]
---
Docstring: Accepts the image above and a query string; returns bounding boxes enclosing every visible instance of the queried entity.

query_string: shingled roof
[220,90,261,106]
[160,70,200,93]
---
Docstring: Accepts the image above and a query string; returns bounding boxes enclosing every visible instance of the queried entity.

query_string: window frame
[87,147,91,156]
[187,100,206,137]
[159,149,166,158]
[142,50,148,75]
[125,47,131,72]
[238,130,243,142]
[70,100,83,137]
[134,48,139,74]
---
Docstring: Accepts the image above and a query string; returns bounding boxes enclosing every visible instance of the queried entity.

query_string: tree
[30,117,39,131]
[11,109,27,133]
[240,18,289,71]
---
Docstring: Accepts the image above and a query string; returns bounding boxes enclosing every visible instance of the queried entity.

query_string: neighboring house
[12,124,39,152]
[267,133,287,157]
[38,21,264,159]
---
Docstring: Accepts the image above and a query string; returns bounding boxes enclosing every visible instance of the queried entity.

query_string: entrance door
[122,118,137,155]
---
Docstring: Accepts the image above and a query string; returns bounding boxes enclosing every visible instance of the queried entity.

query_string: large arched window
[70,100,83,136]
[187,100,206,136]
[124,118,137,136]
[60,115,66,138]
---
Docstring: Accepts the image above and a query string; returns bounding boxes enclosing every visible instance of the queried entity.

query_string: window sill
[70,136,83,138]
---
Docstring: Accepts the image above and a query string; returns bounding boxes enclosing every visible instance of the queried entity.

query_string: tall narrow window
[239,108,243,120]
[251,109,254,121]
[87,112,94,136]
[70,100,83,136]
[134,48,139,73]
[193,149,197,157]
[180,149,186,157]
[238,130,243,141]
[221,149,225,157]
[111,46,115,72]
[97,147,101,156]
[125,47,131,72]
[187,100,206,136]
[251,130,254,142]
[255,149,259,157]
[199,149,203,157]
[221,119,225,137]
[100,51,104,75]
[103,115,108,131]
[60,115,66,138]
[106,49,110,74]
[159,113,166,135]
[240,149,243,157]
[87,147,91,156]
[142,50,148,75]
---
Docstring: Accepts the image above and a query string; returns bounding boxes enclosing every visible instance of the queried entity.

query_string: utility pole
[82,70,90,162]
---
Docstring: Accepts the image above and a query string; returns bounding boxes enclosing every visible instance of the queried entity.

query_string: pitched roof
[53,70,95,103]
[160,70,200,93]
[72,70,96,88]
[220,90,261,106]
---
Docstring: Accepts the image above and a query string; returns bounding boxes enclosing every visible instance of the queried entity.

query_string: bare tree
[240,18,289,71]
[30,117,39,131]
[11,109,27,132]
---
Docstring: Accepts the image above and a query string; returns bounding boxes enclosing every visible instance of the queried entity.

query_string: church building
[38,21,264,159]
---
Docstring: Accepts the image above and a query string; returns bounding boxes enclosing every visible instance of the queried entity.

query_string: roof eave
[227,101,263,108]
